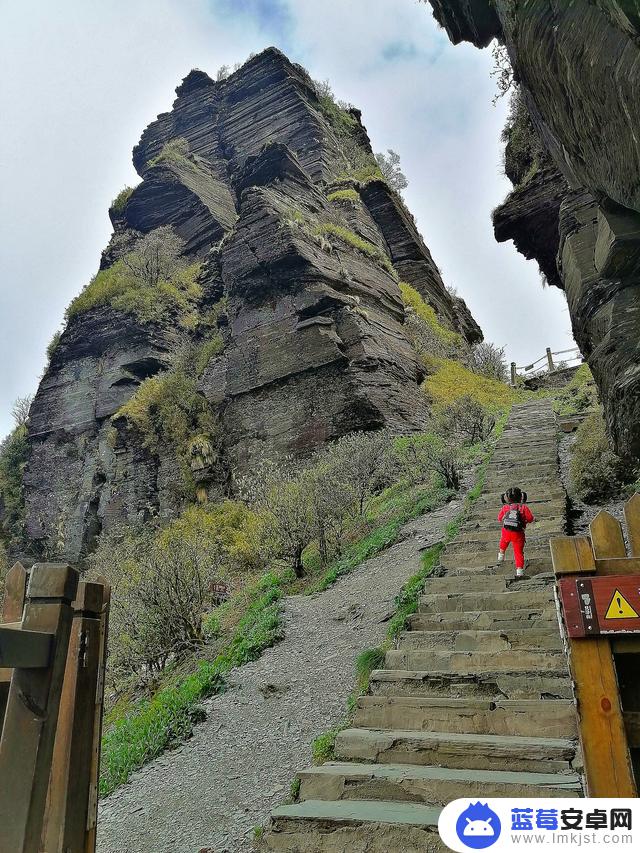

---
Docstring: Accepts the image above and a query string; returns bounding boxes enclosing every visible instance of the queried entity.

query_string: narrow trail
[97,498,464,853]
[262,399,582,852]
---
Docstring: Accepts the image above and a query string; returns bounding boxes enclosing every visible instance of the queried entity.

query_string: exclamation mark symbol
[617,596,624,614]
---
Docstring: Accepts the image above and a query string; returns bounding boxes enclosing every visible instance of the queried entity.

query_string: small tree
[375,149,408,193]
[313,78,334,100]
[325,429,396,516]
[121,226,184,288]
[11,395,33,427]
[490,42,514,104]
[239,459,315,578]
[434,396,496,445]
[301,459,355,566]
[90,501,266,682]
[395,433,461,491]
[89,528,217,680]
[468,342,508,383]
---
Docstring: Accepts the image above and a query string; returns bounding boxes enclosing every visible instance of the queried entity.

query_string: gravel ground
[558,431,628,544]
[97,496,464,853]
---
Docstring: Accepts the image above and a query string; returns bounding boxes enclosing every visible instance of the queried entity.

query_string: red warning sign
[559,575,640,637]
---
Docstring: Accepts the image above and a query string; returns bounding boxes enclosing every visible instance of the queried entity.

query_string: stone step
[369,669,572,700]
[440,548,550,568]
[452,526,563,544]
[397,627,563,652]
[487,465,559,478]
[440,542,552,571]
[385,648,568,675]
[483,478,562,492]
[266,800,444,852]
[353,696,578,738]
[490,447,558,459]
[426,573,555,593]
[408,607,558,632]
[440,561,553,578]
[298,762,582,806]
[422,575,510,594]
[334,728,577,773]
[417,588,555,613]
[457,511,562,523]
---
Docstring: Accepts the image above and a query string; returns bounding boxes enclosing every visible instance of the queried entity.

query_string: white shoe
[497,551,505,563]
[515,567,525,578]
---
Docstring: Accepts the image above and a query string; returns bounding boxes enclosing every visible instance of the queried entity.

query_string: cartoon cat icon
[463,817,495,836]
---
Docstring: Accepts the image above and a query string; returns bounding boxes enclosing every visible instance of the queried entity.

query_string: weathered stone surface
[334,727,576,772]
[354,696,578,738]
[424,0,640,457]
[359,180,481,341]
[298,762,581,804]
[493,166,567,290]
[24,47,475,561]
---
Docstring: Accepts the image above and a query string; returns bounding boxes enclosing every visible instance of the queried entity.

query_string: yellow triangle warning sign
[604,589,640,620]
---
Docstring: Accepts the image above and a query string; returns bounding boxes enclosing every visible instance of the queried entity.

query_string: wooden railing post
[552,512,637,797]
[0,563,78,853]
[42,581,107,853]
[546,347,555,372]
[85,577,110,853]
[0,562,28,729]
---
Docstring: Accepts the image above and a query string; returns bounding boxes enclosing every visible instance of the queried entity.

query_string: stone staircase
[261,400,582,852]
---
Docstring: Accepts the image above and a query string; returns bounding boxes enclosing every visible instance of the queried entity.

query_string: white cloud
[0,0,574,438]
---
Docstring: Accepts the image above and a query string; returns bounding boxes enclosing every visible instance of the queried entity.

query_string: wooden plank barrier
[0,561,28,728]
[0,563,110,853]
[551,501,640,797]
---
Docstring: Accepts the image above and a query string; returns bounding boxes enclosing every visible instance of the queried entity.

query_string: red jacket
[498,503,535,528]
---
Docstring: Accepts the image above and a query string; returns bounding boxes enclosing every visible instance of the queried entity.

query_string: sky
[0,0,574,439]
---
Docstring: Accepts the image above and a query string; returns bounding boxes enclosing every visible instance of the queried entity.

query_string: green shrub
[148,137,197,172]
[116,369,216,460]
[111,186,134,213]
[0,424,28,548]
[289,777,301,801]
[355,647,385,692]
[386,542,444,638]
[336,162,385,186]
[99,571,284,795]
[424,358,520,412]
[502,87,548,187]
[46,330,62,363]
[66,227,202,324]
[327,188,360,205]
[312,725,344,764]
[399,282,462,354]
[312,223,396,278]
[194,333,224,375]
[569,411,631,502]
[554,363,598,417]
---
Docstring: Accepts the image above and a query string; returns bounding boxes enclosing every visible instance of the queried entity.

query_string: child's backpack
[502,504,524,532]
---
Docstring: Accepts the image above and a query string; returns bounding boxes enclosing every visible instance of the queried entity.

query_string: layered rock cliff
[24,48,480,562]
[426,0,640,458]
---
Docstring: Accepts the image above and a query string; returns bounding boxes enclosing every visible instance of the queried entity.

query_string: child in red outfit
[497,486,535,578]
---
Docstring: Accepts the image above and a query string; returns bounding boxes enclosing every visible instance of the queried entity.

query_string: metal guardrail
[510,347,583,385]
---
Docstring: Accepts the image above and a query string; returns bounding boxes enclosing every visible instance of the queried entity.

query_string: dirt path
[97,497,463,853]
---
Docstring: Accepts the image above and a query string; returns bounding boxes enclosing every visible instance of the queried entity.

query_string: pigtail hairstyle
[506,487,522,504]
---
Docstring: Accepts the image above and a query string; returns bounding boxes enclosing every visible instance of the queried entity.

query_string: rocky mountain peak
[22,47,481,563]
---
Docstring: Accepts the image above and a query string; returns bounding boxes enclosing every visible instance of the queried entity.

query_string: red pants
[499,530,526,569]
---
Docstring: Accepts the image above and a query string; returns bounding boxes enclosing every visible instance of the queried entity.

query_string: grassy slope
[99,476,453,795]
